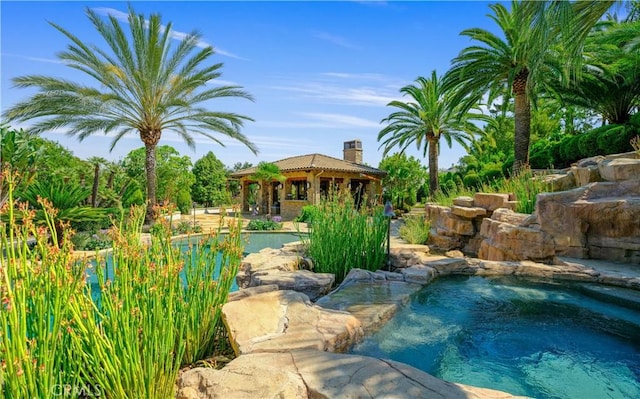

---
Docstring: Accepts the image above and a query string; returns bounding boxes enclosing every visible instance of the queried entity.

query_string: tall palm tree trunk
[145,143,157,223]
[142,129,161,223]
[427,136,439,198]
[91,163,100,207]
[513,71,531,173]
[265,180,272,217]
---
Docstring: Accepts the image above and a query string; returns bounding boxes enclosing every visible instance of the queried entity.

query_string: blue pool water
[89,232,304,294]
[350,276,640,399]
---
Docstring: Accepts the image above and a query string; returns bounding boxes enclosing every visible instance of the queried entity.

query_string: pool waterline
[349,275,640,399]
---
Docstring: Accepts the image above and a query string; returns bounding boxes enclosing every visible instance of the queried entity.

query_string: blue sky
[1,1,498,170]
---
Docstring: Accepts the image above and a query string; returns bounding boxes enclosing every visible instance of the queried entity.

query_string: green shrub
[596,125,626,153]
[577,132,600,159]
[0,174,243,398]
[559,135,581,165]
[172,219,202,235]
[246,219,282,231]
[529,146,554,169]
[399,215,430,244]
[294,205,318,223]
[122,186,145,208]
[480,163,503,183]
[303,191,387,284]
[463,172,481,189]
[71,231,113,251]
[176,189,192,214]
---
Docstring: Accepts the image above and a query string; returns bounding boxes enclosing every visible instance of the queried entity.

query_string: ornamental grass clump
[0,172,243,398]
[304,190,387,284]
[399,215,430,245]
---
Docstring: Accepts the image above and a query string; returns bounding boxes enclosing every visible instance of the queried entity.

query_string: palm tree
[378,70,485,198]
[446,2,543,172]
[3,6,257,222]
[250,162,286,217]
[447,1,614,172]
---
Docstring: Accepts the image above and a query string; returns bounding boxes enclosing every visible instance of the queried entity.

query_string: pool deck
[558,256,640,281]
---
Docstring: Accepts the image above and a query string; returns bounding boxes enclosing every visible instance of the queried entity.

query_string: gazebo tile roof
[230,153,386,177]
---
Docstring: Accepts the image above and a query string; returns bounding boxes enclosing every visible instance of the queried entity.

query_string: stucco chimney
[343,140,362,164]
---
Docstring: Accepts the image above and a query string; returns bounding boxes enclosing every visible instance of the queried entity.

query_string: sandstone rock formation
[236,244,335,300]
[222,288,362,355]
[176,350,525,399]
[536,180,640,263]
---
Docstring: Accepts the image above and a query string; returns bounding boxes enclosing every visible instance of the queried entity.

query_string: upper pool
[350,275,640,399]
[89,232,304,294]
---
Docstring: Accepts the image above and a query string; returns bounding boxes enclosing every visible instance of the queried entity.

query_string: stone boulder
[236,247,300,288]
[222,289,363,355]
[236,246,334,299]
[540,171,576,192]
[452,196,474,207]
[571,165,601,186]
[478,209,555,263]
[176,351,526,399]
[389,243,431,269]
[599,157,640,181]
[249,270,334,301]
[473,193,511,211]
[536,181,640,263]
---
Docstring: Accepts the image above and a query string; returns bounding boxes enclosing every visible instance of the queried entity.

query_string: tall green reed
[1,171,87,398]
[1,170,244,398]
[304,190,387,284]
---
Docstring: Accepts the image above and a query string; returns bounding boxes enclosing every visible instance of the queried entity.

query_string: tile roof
[230,153,387,178]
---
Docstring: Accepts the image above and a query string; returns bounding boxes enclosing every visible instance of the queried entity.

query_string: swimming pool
[89,232,304,294]
[350,276,640,399]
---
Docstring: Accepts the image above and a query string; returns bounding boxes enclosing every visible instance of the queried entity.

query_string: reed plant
[303,190,387,284]
[0,171,243,398]
[0,171,87,398]
[398,215,431,244]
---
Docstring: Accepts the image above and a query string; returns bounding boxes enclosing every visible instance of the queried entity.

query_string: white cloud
[313,31,360,50]
[206,79,239,86]
[1,53,63,65]
[297,112,381,128]
[271,82,400,106]
[321,72,388,81]
[91,7,247,60]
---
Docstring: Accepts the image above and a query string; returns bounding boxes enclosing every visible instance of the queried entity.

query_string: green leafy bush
[71,231,112,250]
[173,219,203,235]
[246,219,282,231]
[294,205,318,223]
[463,172,481,188]
[399,215,430,244]
[176,189,192,214]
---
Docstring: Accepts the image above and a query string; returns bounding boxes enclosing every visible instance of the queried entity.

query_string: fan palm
[3,6,257,222]
[378,70,485,198]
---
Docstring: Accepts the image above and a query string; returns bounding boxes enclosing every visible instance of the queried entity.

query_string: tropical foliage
[2,6,257,222]
[249,162,286,216]
[379,153,427,211]
[121,146,195,213]
[192,152,232,207]
[378,70,484,198]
